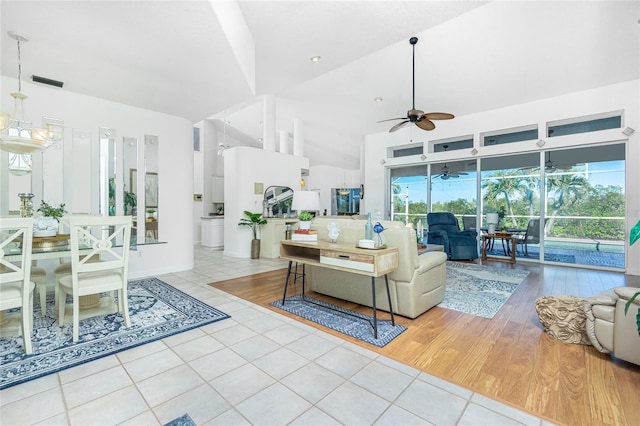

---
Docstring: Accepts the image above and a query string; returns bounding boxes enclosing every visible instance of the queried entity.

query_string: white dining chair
[0,217,35,354]
[57,216,132,342]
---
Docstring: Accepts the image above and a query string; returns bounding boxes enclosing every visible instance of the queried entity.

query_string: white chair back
[0,217,33,291]
[67,216,132,290]
[0,217,34,354]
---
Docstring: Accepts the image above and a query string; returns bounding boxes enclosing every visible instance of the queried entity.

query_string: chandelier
[0,31,61,155]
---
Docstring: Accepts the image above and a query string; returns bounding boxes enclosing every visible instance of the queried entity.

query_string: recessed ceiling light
[310,56,321,63]
[374,97,383,103]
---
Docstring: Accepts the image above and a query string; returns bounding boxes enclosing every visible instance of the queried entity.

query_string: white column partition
[279,130,289,154]
[263,94,276,151]
[293,118,304,157]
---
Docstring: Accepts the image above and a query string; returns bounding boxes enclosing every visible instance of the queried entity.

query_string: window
[483,128,538,146]
[392,145,423,158]
[547,115,621,137]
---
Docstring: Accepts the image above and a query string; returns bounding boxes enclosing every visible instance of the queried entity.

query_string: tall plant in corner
[626,219,640,337]
[238,211,267,259]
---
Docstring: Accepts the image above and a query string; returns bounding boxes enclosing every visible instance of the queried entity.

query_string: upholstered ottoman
[535,295,591,345]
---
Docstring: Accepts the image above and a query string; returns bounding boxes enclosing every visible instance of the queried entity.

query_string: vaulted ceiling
[1,1,638,169]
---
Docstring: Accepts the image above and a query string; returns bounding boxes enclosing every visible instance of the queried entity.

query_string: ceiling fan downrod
[410,37,418,111]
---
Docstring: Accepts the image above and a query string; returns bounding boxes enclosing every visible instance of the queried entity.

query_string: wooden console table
[279,240,399,339]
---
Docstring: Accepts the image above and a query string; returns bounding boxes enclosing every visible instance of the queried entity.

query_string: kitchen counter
[201,215,224,219]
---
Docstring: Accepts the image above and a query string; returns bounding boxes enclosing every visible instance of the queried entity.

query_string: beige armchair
[583,287,640,366]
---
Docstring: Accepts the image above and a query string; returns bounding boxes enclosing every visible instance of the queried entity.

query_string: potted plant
[298,211,314,230]
[146,208,157,221]
[35,200,67,237]
[124,190,136,216]
[626,219,640,337]
[238,210,267,259]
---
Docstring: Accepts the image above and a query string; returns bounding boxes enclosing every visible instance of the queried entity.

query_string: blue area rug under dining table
[0,277,230,390]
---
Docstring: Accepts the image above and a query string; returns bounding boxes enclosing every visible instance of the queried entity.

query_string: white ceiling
[1,1,638,169]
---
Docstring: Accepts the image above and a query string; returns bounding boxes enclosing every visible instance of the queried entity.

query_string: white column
[293,118,304,157]
[263,95,276,151]
[279,130,289,154]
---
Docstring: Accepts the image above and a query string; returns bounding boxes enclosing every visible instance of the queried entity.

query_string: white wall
[223,146,309,257]
[1,76,195,278]
[364,80,640,275]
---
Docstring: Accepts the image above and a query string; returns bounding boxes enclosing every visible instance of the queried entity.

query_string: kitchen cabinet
[201,216,224,248]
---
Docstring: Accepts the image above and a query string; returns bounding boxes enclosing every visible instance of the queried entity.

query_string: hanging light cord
[16,36,22,92]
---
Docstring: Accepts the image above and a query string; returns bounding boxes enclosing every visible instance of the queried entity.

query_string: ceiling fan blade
[424,112,455,120]
[416,118,435,131]
[389,120,410,132]
[377,117,406,123]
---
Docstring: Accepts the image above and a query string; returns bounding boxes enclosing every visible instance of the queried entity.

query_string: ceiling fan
[519,152,576,172]
[378,37,454,132]
[430,145,468,180]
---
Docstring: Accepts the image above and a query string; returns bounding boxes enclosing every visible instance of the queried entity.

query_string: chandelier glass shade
[0,31,61,155]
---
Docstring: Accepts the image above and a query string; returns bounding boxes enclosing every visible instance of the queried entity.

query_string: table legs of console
[371,274,395,340]
[282,261,307,305]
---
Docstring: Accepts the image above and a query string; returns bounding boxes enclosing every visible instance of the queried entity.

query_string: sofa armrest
[459,229,477,238]
[614,287,640,304]
[584,288,618,353]
[417,251,448,275]
[427,230,449,253]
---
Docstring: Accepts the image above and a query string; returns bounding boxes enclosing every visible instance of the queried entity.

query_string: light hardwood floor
[209,260,640,426]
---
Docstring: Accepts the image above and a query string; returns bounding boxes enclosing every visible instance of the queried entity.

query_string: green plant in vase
[35,201,67,236]
[238,211,267,259]
[37,200,67,222]
[298,211,314,221]
[626,219,640,337]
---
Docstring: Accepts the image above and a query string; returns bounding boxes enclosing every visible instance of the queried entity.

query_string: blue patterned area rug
[441,262,530,319]
[270,295,406,347]
[0,278,229,390]
[164,413,197,426]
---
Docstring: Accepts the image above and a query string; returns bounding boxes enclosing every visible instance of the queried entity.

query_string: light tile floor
[0,246,554,425]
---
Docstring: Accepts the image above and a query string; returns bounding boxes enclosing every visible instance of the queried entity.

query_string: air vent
[31,75,64,88]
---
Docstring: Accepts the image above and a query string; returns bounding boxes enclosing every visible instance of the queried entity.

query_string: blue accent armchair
[427,212,478,260]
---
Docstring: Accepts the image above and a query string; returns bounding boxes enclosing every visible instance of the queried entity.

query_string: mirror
[99,127,116,216]
[68,129,92,213]
[40,117,64,207]
[263,185,293,217]
[123,137,138,243]
[144,135,159,241]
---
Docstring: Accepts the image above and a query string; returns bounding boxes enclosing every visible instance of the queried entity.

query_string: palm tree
[516,173,540,225]
[482,170,521,227]
[545,173,589,231]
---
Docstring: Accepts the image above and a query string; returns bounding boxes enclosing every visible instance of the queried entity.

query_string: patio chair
[515,219,543,256]
[462,216,477,230]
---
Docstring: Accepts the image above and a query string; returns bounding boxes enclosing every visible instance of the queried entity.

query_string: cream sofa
[306,217,447,319]
[583,287,640,366]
